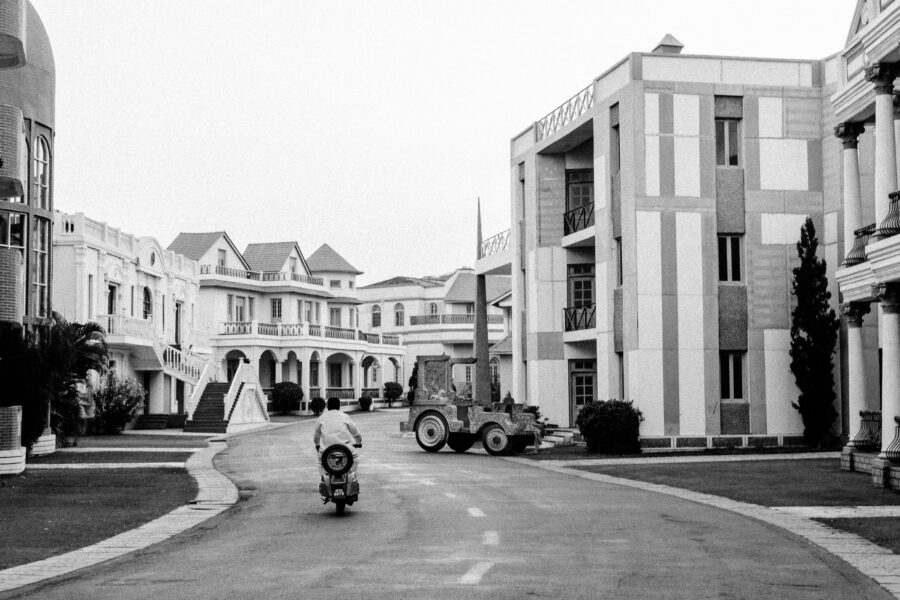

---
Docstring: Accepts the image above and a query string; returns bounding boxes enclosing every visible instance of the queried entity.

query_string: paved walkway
[510,455,900,599]
[0,440,238,593]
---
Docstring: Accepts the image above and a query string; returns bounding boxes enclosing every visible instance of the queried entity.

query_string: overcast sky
[33,0,854,285]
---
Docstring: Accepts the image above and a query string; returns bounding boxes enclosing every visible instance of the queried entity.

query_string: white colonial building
[357,268,510,398]
[167,232,404,408]
[53,211,207,427]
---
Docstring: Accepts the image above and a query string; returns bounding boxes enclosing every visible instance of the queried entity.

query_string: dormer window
[330,280,341,289]
[218,249,226,267]
[290,257,298,274]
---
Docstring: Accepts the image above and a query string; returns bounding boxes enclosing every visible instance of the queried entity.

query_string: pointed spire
[476,197,483,260]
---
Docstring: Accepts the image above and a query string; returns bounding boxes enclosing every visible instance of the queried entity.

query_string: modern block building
[357,268,510,397]
[168,232,404,408]
[477,32,863,443]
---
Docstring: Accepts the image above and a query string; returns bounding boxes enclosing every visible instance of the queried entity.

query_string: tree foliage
[575,399,644,454]
[271,382,303,415]
[92,372,144,434]
[789,218,840,447]
[383,381,403,407]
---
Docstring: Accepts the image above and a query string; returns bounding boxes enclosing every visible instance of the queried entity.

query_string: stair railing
[153,339,209,385]
[186,361,214,421]
[223,361,269,428]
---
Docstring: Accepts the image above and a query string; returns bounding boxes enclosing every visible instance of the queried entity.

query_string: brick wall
[0,406,21,450]
[0,246,23,324]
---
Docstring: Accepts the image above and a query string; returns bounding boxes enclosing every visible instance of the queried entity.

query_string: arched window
[490,357,500,386]
[372,305,381,328]
[429,302,438,316]
[394,303,404,327]
[143,287,153,320]
[32,136,50,209]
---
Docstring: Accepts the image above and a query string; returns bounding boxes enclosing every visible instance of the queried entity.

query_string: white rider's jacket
[313,409,362,449]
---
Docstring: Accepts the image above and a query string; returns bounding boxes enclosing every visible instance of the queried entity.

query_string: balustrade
[100,314,154,338]
[877,190,900,239]
[309,324,322,336]
[536,82,594,141]
[325,388,355,399]
[480,229,510,258]
[844,223,876,266]
[257,323,278,335]
[361,387,380,399]
[885,416,900,460]
[200,264,322,285]
[564,202,595,235]
[564,305,597,332]
[324,326,355,340]
[852,410,882,451]
[382,334,399,345]
[410,315,441,326]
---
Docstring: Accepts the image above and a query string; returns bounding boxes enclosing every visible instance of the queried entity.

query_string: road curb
[0,441,238,594]
[507,457,900,599]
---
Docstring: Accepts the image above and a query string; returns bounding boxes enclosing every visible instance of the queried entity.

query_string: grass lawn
[571,459,900,506]
[526,443,841,461]
[27,451,195,464]
[816,517,900,554]
[0,468,197,569]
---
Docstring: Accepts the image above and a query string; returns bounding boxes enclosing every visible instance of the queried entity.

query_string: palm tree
[33,313,109,442]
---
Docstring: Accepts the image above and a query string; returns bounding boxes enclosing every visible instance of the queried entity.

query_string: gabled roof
[307,243,362,275]
[167,231,227,261]
[243,241,310,274]
[359,275,444,290]
[489,335,512,356]
[444,271,512,304]
[168,231,249,269]
[490,289,512,308]
[848,0,870,44]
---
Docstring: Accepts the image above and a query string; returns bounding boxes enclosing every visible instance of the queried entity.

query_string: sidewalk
[510,453,900,599]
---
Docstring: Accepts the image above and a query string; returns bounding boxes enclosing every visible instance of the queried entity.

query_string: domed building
[0,0,55,329]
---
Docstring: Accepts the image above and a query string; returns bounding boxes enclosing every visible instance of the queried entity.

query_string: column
[866,63,898,234]
[842,302,871,445]
[147,371,165,414]
[876,283,900,457]
[274,359,283,384]
[895,95,900,183]
[835,122,865,262]
[301,355,311,410]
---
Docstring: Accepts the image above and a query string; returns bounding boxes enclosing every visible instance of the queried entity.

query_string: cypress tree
[789,217,840,447]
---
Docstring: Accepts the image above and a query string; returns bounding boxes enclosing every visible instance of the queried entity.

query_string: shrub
[358,395,373,411]
[310,397,326,416]
[523,404,541,421]
[576,399,644,454]
[383,382,403,407]
[271,382,303,415]
[92,372,144,434]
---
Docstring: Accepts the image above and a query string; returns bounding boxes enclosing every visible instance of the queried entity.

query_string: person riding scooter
[313,397,362,494]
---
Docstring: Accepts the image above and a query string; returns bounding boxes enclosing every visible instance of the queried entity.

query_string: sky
[32,0,856,286]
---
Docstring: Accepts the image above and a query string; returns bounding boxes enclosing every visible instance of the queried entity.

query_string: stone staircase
[540,428,580,450]
[133,415,169,430]
[183,382,231,433]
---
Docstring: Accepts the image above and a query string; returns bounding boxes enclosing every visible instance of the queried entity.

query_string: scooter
[319,443,361,515]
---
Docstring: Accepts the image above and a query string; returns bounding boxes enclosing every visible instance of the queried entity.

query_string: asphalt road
[4,409,891,599]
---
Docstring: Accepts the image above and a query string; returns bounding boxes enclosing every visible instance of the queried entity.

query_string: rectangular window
[615,238,623,286]
[305,301,312,323]
[465,303,475,315]
[248,297,255,320]
[315,302,321,324]
[217,249,226,267]
[30,218,48,317]
[330,280,341,288]
[88,274,94,318]
[271,298,282,320]
[616,351,625,400]
[227,294,234,321]
[329,363,342,388]
[290,257,297,274]
[131,286,135,317]
[718,236,742,282]
[330,307,341,327]
[610,104,620,175]
[349,281,354,289]
[235,297,245,321]
[715,119,741,166]
[297,299,302,322]
[372,309,381,328]
[719,351,744,400]
[568,264,595,308]
[566,170,594,212]
[465,365,472,383]
[0,211,25,249]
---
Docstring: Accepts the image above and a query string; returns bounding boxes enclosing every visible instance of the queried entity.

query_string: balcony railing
[361,387,380,399]
[876,191,900,239]
[844,223,876,266]
[200,264,323,285]
[218,321,399,346]
[480,229,510,258]
[564,202,595,236]
[326,388,356,399]
[99,314,154,338]
[564,305,596,332]
[410,314,505,326]
[537,82,594,141]
[852,410,882,451]
[410,315,441,326]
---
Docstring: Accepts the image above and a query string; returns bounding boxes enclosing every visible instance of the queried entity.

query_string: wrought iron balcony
[843,223,876,266]
[564,305,596,332]
[875,191,900,239]
[536,82,594,141]
[480,229,510,258]
[886,416,900,460]
[564,202,595,236]
[851,410,881,451]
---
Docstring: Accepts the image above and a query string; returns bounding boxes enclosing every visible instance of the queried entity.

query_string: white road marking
[459,561,493,585]
[482,531,499,546]
[444,492,457,499]
[468,507,485,518]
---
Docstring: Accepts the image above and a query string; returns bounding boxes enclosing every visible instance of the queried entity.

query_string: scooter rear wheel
[321,445,353,475]
[335,501,346,515]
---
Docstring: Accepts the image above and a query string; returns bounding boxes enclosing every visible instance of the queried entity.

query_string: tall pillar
[842,302,871,445]
[894,95,900,183]
[274,359,283,384]
[866,63,898,235]
[835,122,866,261]
[147,371,165,414]
[474,200,491,408]
[876,283,900,457]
